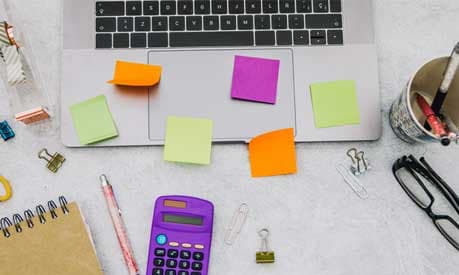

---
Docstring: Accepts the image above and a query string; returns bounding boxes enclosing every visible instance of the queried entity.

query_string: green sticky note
[164,116,213,165]
[310,80,361,128]
[70,95,118,145]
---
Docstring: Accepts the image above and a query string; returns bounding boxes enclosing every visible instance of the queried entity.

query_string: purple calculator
[146,196,214,275]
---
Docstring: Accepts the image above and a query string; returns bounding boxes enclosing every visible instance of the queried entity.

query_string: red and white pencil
[100,174,139,275]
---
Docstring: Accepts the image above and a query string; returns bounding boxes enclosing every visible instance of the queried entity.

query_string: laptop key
[288,14,304,29]
[293,30,309,45]
[178,1,193,14]
[279,0,295,13]
[204,16,219,30]
[306,14,342,29]
[238,15,254,30]
[327,29,343,44]
[144,1,159,15]
[255,15,270,29]
[186,16,203,31]
[296,0,312,13]
[246,0,261,13]
[169,16,185,31]
[169,31,254,47]
[148,32,168,47]
[272,15,287,29]
[255,31,275,45]
[96,33,112,48]
[96,18,116,32]
[229,0,244,14]
[262,0,278,13]
[118,17,134,32]
[221,16,236,30]
[195,1,211,14]
[113,33,130,48]
[161,1,176,15]
[212,0,227,14]
[126,1,142,15]
[277,30,292,45]
[96,1,124,16]
[135,17,151,31]
[313,0,328,13]
[310,29,326,45]
[330,0,341,12]
[131,33,147,48]
[152,17,168,31]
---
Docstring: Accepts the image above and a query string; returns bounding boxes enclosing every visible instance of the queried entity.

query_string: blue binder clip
[0,120,15,141]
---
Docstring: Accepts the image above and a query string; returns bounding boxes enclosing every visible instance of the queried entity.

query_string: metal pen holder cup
[390,57,459,144]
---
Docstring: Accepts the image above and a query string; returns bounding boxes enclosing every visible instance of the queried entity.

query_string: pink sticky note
[231,55,280,104]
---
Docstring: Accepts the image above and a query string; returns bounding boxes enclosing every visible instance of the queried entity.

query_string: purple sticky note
[231,55,280,104]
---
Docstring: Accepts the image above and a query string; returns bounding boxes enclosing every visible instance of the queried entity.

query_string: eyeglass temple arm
[420,157,459,209]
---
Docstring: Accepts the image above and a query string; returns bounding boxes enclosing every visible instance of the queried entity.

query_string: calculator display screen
[163,214,203,226]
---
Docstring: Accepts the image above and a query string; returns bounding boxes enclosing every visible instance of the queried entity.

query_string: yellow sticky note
[108,60,162,87]
[249,128,297,177]
[164,116,213,165]
[310,80,361,128]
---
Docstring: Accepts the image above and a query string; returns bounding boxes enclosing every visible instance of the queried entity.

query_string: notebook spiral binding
[0,196,69,238]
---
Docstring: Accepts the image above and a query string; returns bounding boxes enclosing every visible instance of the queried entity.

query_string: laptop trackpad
[148,49,296,142]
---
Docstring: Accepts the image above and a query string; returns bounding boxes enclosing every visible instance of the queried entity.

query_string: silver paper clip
[224,203,249,245]
[336,164,368,199]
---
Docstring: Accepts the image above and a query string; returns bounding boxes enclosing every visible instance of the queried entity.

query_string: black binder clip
[38,148,65,173]
[0,120,15,141]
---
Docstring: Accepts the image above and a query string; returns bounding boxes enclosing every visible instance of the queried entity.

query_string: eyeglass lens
[395,167,432,208]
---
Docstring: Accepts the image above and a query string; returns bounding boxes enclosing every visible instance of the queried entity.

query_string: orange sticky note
[248,128,297,178]
[107,60,162,86]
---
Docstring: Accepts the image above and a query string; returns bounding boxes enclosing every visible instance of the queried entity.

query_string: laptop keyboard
[95,0,343,49]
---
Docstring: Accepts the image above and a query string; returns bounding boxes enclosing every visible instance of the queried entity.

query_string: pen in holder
[0,1,51,125]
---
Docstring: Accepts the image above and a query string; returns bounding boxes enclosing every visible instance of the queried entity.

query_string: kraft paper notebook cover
[0,198,104,275]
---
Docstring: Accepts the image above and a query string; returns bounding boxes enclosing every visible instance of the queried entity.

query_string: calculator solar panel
[95,0,344,49]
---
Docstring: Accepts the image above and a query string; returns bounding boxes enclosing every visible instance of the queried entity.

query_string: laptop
[61,0,381,147]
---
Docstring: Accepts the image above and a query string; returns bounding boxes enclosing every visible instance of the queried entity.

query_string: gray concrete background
[1,1,458,274]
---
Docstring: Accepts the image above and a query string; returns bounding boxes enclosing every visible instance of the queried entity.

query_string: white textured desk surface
[1,1,459,274]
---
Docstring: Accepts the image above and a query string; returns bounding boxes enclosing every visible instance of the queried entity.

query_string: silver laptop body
[62,0,381,147]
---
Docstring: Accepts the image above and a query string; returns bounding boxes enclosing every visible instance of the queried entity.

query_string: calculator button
[192,252,204,261]
[156,234,168,245]
[180,250,191,259]
[178,271,189,275]
[191,262,203,271]
[165,270,176,275]
[182,243,192,248]
[169,242,180,247]
[191,273,201,275]
[179,260,190,269]
[153,268,164,275]
[154,258,165,267]
[194,244,204,250]
[168,249,179,258]
[155,248,166,257]
[166,259,178,268]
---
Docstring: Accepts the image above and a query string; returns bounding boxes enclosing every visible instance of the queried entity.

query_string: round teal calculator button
[156,234,167,245]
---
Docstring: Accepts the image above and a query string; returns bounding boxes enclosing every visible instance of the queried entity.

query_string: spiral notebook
[0,197,104,275]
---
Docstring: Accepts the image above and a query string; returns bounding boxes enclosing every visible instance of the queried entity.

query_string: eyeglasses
[392,155,459,251]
